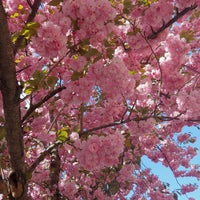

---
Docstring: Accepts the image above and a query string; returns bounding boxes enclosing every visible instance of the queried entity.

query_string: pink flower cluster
[31,21,66,58]
[181,184,198,194]
[2,0,200,199]
[62,0,117,45]
[75,131,124,171]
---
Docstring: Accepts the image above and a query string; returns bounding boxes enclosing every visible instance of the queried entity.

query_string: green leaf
[57,127,69,142]
[180,30,195,43]
[18,4,24,10]
[48,0,63,6]
[11,22,40,48]
[46,76,58,87]
[127,28,141,36]
[80,39,90,48]
[24,85,35,95]
[137,0,157,6]
[10,12,19,18]
[72,54,79,60]
[33,70,46,80]
[190,10,200,21]
[129,70,137,75]
[23,22,40,40]
[103,180,120,195]
[71,70,83,81]
[138,106,149,115]
[11,31,27,48]
[11,32,20,43]
[21,29,31,40]
[26,22,40,29]
[106,48,115,59]
[109,180,120,195]
[85,47,100,59]
[0,126,6,140]
[123,0,133,14]
[125,138,132,149]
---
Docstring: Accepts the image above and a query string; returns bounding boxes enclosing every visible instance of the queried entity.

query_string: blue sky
[141,126,200,200]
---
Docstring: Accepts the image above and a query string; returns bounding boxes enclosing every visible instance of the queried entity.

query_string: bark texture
[50,148,61,200]
[0,1,26,199]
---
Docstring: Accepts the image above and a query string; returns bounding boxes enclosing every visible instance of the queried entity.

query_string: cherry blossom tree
[0,0,200,199]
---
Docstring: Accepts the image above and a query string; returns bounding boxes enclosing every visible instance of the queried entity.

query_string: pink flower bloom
[181,184,198,194]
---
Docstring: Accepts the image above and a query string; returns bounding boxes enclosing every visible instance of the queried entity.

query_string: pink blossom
[177,133,190,143]
[32,21,66,58]
[181,184,198,194]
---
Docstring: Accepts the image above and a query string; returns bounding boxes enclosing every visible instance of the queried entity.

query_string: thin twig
[47,108,63,134]
[81,109,200,135]
[21,86,66,123]
[16,65,32,73]
[141,32,163,100]
[185,65,200,75]
[156,145,190,199]
[28,141,62,174]
[147,4,197,39]
[81,115,151,134]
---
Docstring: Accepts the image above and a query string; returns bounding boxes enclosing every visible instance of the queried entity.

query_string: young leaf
[57,127,69,142]
[48,0,63,6]
[123,0,133,14]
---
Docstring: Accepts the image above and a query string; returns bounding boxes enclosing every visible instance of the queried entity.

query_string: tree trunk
[49,110,61,200]
[50,148,61,200]
[0,1,26,199]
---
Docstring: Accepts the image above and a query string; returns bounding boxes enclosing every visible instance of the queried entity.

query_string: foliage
[0,0,200,199]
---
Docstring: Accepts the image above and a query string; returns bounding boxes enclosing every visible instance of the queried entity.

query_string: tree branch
[28,141,62,175]
[81,112,200,135]
[21,86,66,123]
[26,0,43,23]
[81,116,151,135]
[147,4,197,39]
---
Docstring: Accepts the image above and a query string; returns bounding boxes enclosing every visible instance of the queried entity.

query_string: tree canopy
[0,0,200,199]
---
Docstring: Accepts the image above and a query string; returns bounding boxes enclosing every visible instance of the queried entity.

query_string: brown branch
[27,0,33,8]
[81,111,200,135]
[16,65,32,73]
[14,0,43,54]
[140,32,163,99]
[81,116,151,135]
[147,4,197,39]
[21,86,66,123]
[157,115,200,124]
[185,65,200,75]
[28,141,62,174]
[26,0,42,23]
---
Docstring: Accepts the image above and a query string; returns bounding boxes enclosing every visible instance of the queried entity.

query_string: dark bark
[0,1,26,199]
[49,110,61,200]
[49,148,61,200]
